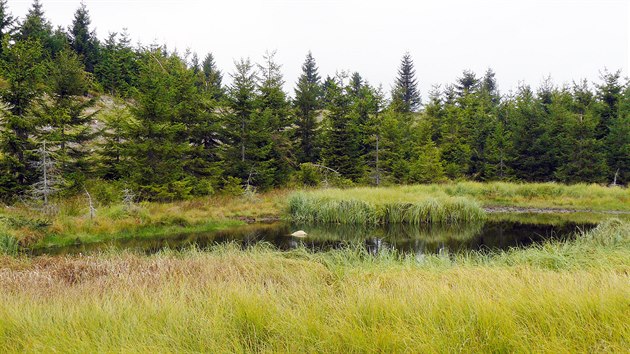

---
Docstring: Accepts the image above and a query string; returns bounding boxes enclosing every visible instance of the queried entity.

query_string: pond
[32,217,596,256]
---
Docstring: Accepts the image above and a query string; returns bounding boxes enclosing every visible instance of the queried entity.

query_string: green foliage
[320,74,364,181]
[292,163,322,186]
[391,52,421,113]
[294,51,322,163]
[17,0,66,58]
[201,52,223,100]
[0,0,16,42]
[68,2,99,72]
[94,30,138,97]
[122,49,195,201]
[96,103,131,180]
[221,176,244,196]
[37,48,97,191]
[0,38,45,198]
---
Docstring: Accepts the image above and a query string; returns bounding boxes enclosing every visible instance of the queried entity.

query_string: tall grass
[0,234,18,255]
[298,182,630,211]
[0,221,628,352]
[288,192,486,225]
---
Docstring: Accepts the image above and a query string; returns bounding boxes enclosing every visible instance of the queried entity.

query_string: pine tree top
[392,52,420,113]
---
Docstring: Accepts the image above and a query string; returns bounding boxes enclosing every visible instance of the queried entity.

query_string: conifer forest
[0,0,627,203]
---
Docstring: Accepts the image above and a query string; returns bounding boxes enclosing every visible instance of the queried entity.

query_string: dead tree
[84,187,96,219]
[30,140,63,211]
[122,188,136,210]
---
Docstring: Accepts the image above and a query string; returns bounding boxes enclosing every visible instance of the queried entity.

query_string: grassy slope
[0,220,628,352]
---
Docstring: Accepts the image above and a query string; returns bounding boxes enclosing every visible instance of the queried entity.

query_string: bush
[293,163,322,187]
[85,180,123,206]
[221,176,244,196]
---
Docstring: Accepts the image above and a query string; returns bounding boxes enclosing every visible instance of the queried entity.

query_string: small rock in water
[291,230,308,237]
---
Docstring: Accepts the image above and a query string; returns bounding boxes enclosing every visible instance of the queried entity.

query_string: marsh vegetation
[0,219,628,352]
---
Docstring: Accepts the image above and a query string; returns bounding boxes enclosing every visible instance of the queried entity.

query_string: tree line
[0,0,628,202]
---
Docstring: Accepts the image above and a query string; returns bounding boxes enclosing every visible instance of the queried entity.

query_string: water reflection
[32,219,596,256]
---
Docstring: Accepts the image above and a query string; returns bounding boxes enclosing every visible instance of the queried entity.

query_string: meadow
[0,219,628,352]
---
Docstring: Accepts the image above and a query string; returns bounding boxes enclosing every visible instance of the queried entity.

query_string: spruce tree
[256,50,293,187]
[349,72,363,97]
[553,83,608,183]
[408,120,445,183]
[37,49,97,189]
[176,56,222,195]
[222,58,258,185]
[95,32,119,95]
[605,84,630,185]
[510,85,556,181]
[97,103,131,180]
[94,30,138,97]
[481,68,500,105]
[348,78,382,182]
[17,0,64,57]
[123,49,193,200]
[360,84,387,185]
[18,0,50,42]
[293,51,322,163]
[455,70,480,97]
[0,0,16,41]
[0,38,44,197]
[69,2,100,73]
[439,101,472,179]
[321,76,363,181]
[201,52,223,100]
[594,69,622,139]
[391,52,420,113]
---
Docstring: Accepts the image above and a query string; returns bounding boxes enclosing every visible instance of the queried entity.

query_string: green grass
[0,234,18,255]
[296,182,630,211]
[32,219,243,249]
[0,220,628,352]
[288,192,486,225]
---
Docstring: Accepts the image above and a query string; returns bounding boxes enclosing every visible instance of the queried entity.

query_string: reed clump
[0,234,18,255]
[288,192,486,225]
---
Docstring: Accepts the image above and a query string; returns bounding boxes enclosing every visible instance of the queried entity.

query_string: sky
[6,0,630,98]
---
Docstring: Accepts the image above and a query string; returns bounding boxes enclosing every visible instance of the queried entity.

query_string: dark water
[32,220,596,256]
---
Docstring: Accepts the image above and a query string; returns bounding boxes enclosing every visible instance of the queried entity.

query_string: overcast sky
[7,0,630,98]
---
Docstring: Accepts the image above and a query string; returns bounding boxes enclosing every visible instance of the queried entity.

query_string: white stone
[291,230,308,237]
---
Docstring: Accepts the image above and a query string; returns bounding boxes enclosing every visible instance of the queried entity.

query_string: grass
[0,220,628,352]
[33,219,243,249]
[289,192,487,225]
[295,182,630,211]
[0,190,289,248]
[0,235,18,255]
